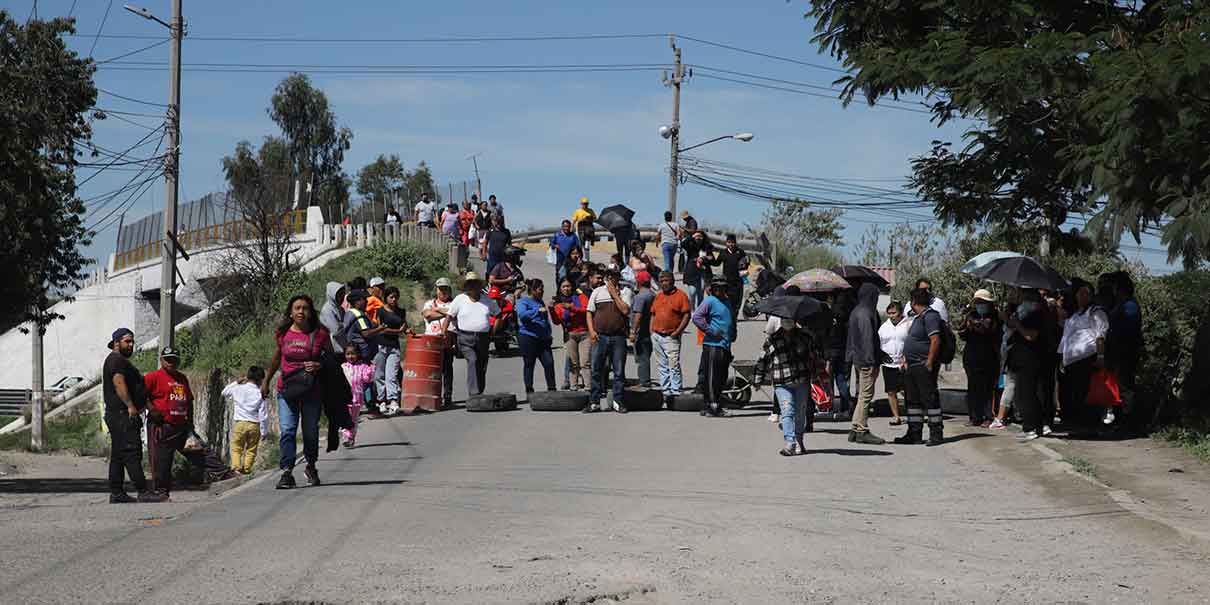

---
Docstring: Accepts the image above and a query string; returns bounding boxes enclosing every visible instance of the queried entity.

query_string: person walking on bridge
[571,197,597,261]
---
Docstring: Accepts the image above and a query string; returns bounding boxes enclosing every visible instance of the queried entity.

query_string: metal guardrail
[0,389,29,417]
[114,209,308,272]
[510,224,768,262]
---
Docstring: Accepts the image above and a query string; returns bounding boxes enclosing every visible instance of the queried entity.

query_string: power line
[72,32,672,43]
[691,65,930,110]
[95,38,169,64]
[675,34,847,75]
[694,73,933,114]
[97,87,169,107]
[87,0,112,58]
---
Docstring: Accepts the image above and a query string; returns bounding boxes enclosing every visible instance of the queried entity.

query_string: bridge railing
[113,209,309,272]
[510,224,769,264]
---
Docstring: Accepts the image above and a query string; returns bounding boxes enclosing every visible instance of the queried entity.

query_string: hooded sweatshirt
[845,283,881,367]
[319,281,346,350]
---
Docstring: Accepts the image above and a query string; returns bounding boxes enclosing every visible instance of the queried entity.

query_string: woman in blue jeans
[657,211,680,275]
[263,294,332,490]
[516,278,557,393]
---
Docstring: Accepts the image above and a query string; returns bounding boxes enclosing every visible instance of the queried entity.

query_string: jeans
[634,336,653,387]
[685,277,703,308]
[150,422,205,494]
[563,331,589,388]
[457,331,491,395]
[591,334,628,405]
[830,356,853,413]
[702,345,730,408]
[652,332,683,395]
[374,344,401,404]
[775,383,809,444]
[965,366,997,425]
[852,365,878,432]
[903,364,943,428]
[661,243,677,274]
[104,412,147,495]
[519,334,556,391]
[278,391,322,470]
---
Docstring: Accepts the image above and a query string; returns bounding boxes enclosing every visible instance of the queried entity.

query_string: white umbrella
[960,251,1023,275]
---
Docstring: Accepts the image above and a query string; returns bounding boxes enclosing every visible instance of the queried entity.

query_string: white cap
[435,277,452,288]
[369,277,385,287]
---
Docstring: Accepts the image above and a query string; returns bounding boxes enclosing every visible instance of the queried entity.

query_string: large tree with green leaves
[0,13,96,331]
[760,198,844,269]
[268,73,352,222]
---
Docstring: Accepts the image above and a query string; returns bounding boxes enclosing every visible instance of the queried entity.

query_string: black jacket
[845,283,881,366]
[319,353,354,452]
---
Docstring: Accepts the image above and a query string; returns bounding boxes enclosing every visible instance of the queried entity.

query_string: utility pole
[663,36,685,217]
[30,309,44,451]
[157,0,183,351]
[468,153,483,199]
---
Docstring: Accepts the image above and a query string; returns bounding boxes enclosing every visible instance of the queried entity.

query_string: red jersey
[144,368,194,426]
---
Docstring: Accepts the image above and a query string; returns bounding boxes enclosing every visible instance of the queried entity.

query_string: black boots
[927,423,944,447]
[893,425,924,445]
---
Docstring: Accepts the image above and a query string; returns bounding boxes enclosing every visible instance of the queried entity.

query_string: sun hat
[973,288,996,302]
[369,277,385,287]
[464,271,483,284]
[435,277,452,288]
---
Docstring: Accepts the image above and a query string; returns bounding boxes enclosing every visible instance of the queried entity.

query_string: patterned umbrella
[829,264,889,288]
[782,269,852,293]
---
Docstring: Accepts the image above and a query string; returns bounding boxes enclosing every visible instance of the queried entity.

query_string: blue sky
[21,0,1181,273]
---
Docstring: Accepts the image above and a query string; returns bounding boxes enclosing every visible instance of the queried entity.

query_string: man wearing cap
[692,276,735,417]
[444,273,500,396]
[959,289,1002,427]
[144,347,207,499]
[366,277,386,324]
[571,197,597,261]
[101,329,163,503]
[422,278,457,407]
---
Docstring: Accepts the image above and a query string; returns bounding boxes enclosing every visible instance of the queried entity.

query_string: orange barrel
[401,335,445,413]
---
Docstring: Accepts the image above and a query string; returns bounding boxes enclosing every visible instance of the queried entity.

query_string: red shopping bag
[1087,367,1122,408]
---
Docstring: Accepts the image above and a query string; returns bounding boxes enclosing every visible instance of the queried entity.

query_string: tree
[218,137,295,314]
[760,198,844,269]
[356,154,406,219]
[0,14,96,331]
[403,160,435,207]
[268,73,352,222]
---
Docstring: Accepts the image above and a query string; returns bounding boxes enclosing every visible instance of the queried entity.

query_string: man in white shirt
[222,366,268,474]
[422,278,457,407]
[443,273,499,396]
[878,301,913,425]
[414,194,436,228]
[586,269,634,413]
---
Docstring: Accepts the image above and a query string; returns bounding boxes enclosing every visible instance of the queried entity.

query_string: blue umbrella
[960,251,1023,275]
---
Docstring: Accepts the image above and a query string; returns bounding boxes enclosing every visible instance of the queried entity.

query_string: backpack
[938,318,957,365]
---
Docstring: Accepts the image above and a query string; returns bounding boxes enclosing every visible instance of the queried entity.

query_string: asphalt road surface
[3,256,1209,603]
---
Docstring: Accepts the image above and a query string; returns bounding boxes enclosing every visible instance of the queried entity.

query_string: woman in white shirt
[1058,279,1110,425]
[878,301,912,425]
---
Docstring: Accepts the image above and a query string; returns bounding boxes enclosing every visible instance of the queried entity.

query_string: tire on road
[528,390,589,412]
[622,388,663,412]
[669,393,706,412]
[938,388,966,415]
[467,392,518,412]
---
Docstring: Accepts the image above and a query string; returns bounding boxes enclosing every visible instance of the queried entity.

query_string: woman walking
[551,277,589,390]
[263,294,331,489]
[516,279,558,393]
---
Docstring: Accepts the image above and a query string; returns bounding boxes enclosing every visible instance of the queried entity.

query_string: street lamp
[125,1,183,351]
[661,127,754,215]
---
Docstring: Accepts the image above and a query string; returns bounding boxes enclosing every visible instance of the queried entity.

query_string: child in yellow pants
[222,366,268,474]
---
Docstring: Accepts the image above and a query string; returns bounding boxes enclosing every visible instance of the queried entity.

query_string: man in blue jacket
[692,276,734,417]
[550,220,581,283]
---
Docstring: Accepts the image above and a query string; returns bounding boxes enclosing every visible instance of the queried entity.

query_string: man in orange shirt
[650,271,693,407]
[144,347,206,499]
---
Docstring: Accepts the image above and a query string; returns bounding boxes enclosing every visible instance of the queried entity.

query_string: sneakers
[137,490,168,503]
[849,430,886,445]
[612,401,629,414]
[779,442,802,456]
[276,470,297,490]
[109,492,137,504]
[1015,431,1040,442]
[304,464,321,487]
[1043,425,1054,436]
[562,382,571,391]
[582,403,601,413]
[768,413,780,423]
[1102,409,1116,425]
[382,401,400,416]
[989,419,1007,430]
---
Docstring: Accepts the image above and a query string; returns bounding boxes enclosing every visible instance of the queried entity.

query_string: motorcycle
[485,285,519,355]
[741,266,788,319]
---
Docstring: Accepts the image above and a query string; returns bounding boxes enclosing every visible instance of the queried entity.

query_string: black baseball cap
[160,346,180,359]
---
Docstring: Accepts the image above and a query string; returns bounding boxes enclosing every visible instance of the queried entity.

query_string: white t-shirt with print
[423,298,453,335]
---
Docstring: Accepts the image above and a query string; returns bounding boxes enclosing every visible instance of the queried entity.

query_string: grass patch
[1061,455,1099,479]
[1154,424,1210,464]
[0,410,107,456]
[0,415,16,427]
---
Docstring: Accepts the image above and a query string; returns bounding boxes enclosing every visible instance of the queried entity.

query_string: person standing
[893,288,946,446]
[571,197,597,261]
[1007,290,1049,441]
[845,283,887,444]
[960,289,1003,427]
[650,271,692,406]
[264,294,333,489]
[341,289,384,411]
[414,194,436,228]
[680,209,698,233]
[716,234,749,342]
[551,277,590,391]
[586,268,633,413]
[101,328,162,503]
[442,204,460,239]
[629,272,656,389]
[1106,273,1142,431]
[458,200,476,246]
[657,211,680,275]
[692,276,735,417]
[339,344,373,446]
[384,206,401,225]
[1059,279,1109,426]
[487,194,505,225]
[915,277,949,322]
[827,291,855,417]
[144,347,207,499]
[550,219,582,284]
[878,301,911,426]
[680,229,716,308]
[481,215,512,276]
[421,278,457,408]
[516,279,558,394]
[628,239,655,281]
[366,277,386,324]
[444,273,500,396]
[612,221,637,262]
[373,286,412,416]
[753,318,816,456]
[318,282,347,351]
[223,367,268,474]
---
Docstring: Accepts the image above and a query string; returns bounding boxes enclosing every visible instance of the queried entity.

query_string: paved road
[2,251,1209,603]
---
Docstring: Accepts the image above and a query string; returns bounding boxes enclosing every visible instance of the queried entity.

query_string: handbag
[1087,367,1122,408]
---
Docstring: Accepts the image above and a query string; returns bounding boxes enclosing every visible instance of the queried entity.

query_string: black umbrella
[829,265,889,288]
[752,294,825,322]
[969,256,1069,291]
[595,204,635,231]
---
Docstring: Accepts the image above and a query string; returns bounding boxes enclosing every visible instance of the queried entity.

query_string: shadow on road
[941,433,993,444]
[802,448,894,457]
[346,441,413,449]
[0,478,110,494]
[320,479,408,487]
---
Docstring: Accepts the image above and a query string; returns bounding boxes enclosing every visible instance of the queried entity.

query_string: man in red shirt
[144,346,206,499]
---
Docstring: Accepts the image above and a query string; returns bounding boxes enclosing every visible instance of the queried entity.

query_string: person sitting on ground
[517,278,558,394]
[144,346,207,500]
[692,276,735,418]
[223,366,268,475]
[340,344,374,447]
[586,268,633,413]
[753,317,816,456]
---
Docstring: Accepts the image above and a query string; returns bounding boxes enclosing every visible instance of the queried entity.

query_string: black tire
[623,388,664,412]
[528,391,589,412]
[494,338,511,355]
[721,377,752,408]
[669,393,706,412]
[938,388,966,415]
[467,392,518,412]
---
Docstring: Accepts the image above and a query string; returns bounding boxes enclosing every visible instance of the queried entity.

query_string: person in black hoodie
[846,283,886,444]
[827,290,855,417]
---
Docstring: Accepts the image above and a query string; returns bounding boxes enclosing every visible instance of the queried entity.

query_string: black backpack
[938,318,958,365]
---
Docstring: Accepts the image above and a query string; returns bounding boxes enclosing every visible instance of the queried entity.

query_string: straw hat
[463,272,483,285]
[972,288,996,302]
